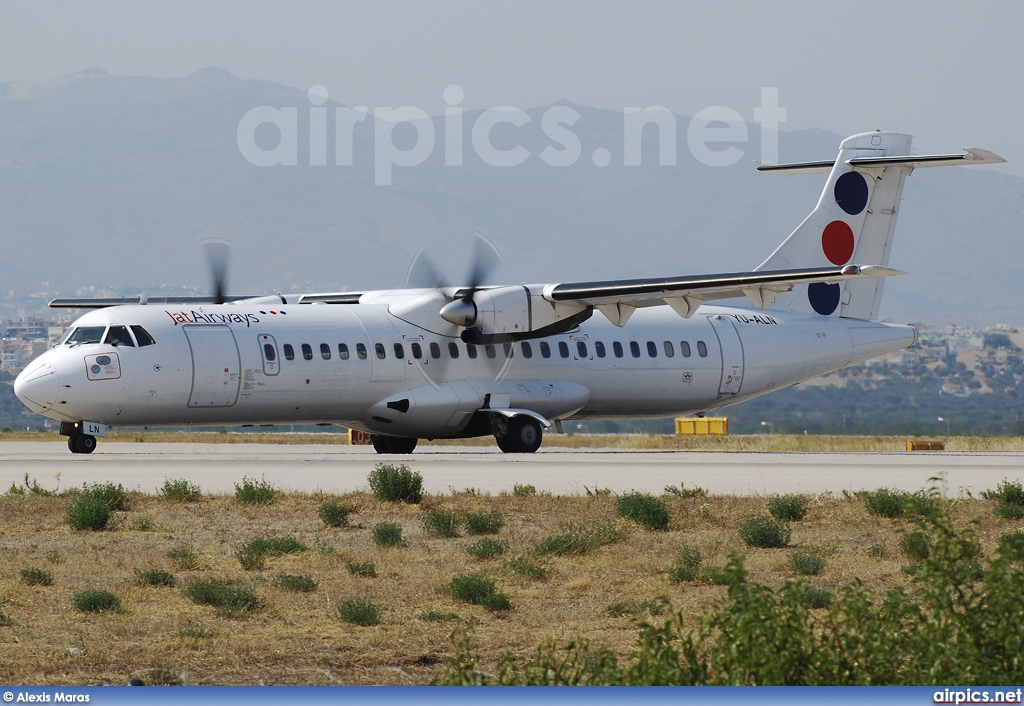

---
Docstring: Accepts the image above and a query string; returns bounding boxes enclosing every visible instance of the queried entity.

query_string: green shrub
[318,501,350,527]
[141,668,183,686]
[997,531,1024,560]
[159,478,202,502]
[135,569,176,588]
[899,531,932,561]
[464,511,504,535]
[372,522,405,548]
[275,574,318,592]
[512,483,536,497]
[789,552,825,576]
[367,463,423,503]
[234,476,276,505]
[663,482,707,498]
[982,479,1024,506]
[739,516,791,548]
[534,520,627,556]
[346,561,377,578]
[0,610,15,627]
[73,589,121,613]
[905,490,943,519]
[422,509,461,537]
[863,488,907,518]
[66,496,111,531]
[994,503,1024,520]
[237,535,307,570]
[787,582,834,609]
[20,568,53,586]
[505,555,547,580]
[421,611,460,622]
[167,547,200,571]
[668,547,703,582]
[698,566,736,585]
[467,539,508,560]
[183,578,261,615]
[479,592,512,611]
[337,598,380,626]
[768,495,809,522]
[449,573,495,603]
[617,492,670,531]
[607,598,668,617]
[78,482,131,511]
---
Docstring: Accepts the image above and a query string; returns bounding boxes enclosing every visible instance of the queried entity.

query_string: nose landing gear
[68,433,97,454]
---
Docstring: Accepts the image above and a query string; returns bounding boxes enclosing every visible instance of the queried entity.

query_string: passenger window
[503,342,513,358]
[338,343,350,360]
[646,341,657,358]
[105,325,135,347]
[630,341,641,358]
[263,343,276,361]
[613,342,623,358]
[430,342,440,359]
[375,343,386,360]
[411,342,422,359]
[485,344,496,359]
[540,342,551,358]
[467,344,478,359]
[283,344,295,360]
[320,343,331,360]
[394,343,405,358]
[130,325,156,347]
[664,341,674,357]
[595,341,605,358]
[521,342,533,358]
[697,341,708,357]
[302,343,313,360]
[448,342,460,359]
[577,341,587,357]
[681,341,691,357]
[356,343,367,360]
[558,341,569,358]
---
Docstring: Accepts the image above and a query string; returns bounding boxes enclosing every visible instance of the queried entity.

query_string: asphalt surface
[1,442,1021,496]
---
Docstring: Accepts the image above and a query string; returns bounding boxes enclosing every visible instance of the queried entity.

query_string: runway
[1,441,1021,496]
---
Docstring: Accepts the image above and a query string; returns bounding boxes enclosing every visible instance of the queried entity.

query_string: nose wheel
[68,433,97,454]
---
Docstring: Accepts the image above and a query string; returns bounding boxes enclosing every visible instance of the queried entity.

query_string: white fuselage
[15,300,916,438]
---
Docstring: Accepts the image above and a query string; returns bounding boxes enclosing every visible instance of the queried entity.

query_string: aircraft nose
[14,361,59,413]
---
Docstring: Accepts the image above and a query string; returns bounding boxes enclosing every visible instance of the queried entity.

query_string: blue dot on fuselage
[834,171,868,215]
[808,282,841,315]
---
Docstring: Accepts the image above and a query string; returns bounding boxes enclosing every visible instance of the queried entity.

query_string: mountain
[0,68,1019,326]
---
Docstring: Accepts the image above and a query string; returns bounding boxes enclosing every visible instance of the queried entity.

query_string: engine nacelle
[468,285,591,341]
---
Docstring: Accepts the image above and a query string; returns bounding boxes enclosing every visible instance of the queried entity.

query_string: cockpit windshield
[64,326,107,346]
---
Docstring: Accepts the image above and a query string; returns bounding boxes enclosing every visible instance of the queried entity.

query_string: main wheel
[371,434,388,454]
[495,434,514,453]
[385,437,418,454]
[503,416,542,453]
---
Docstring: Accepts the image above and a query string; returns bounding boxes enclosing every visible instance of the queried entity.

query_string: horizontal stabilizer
[757,147,1005,174]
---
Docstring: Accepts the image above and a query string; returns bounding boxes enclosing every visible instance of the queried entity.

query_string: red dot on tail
[821,220,855,265]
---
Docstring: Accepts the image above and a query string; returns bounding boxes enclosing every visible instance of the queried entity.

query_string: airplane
[14,132,1004,455]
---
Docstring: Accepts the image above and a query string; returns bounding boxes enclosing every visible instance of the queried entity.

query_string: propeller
[202,238,232,305]
[439,231,503,329]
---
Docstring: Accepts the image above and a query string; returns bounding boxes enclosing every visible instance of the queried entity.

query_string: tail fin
[755,132,1004,320]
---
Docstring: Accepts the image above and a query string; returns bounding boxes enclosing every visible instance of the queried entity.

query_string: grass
[346,561,377,578]
[72,589,121,613]
[789,552,825,576]
[20,567,54,586]
[234,477,276,505]
[66,496,111,531]
[237,535,307,570]
[606,597,668,617]
[994,503,1024,519]
[862,488,908,518]
[449,573,510,611]
[337,598,381,626]
[668,547,703,582]
[534,520,628,556]
[982,479,1024,506]
[768,494,809,522]
[422,509,461,537]
[167,547,201,571]
[372,522,405,548]
[466,539,508,560]
[367,463,423,503]
[739,516,792,548]
[318,501,350,527]
[512,483,536,497]
[274,574,318,592]
[182,578,261,615]
[159,478,203,502]
[463,511,504,535]
[3,482,1023,685]
[135,569,177,587]
[616,492,670,531]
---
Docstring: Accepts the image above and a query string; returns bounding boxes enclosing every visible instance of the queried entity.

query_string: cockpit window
[104,325,135,347]
[131,325,156,347]
[65,326,106,345]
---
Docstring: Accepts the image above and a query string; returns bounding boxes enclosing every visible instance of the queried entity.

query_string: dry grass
[4,430,1024,452]
[0,483,1017,686]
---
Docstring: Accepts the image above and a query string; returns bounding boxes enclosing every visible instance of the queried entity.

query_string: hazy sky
[1,0,1022,175]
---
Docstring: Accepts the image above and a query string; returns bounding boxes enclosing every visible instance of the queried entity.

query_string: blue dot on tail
[808,282,841,315]
[834,171,868,215]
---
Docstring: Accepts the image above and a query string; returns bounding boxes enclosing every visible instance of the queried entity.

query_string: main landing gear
[494,415,543,454]
[68,433,97,454]
[370,435,418,454]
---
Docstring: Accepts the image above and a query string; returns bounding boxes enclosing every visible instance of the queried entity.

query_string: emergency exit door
[709,315,744,397]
